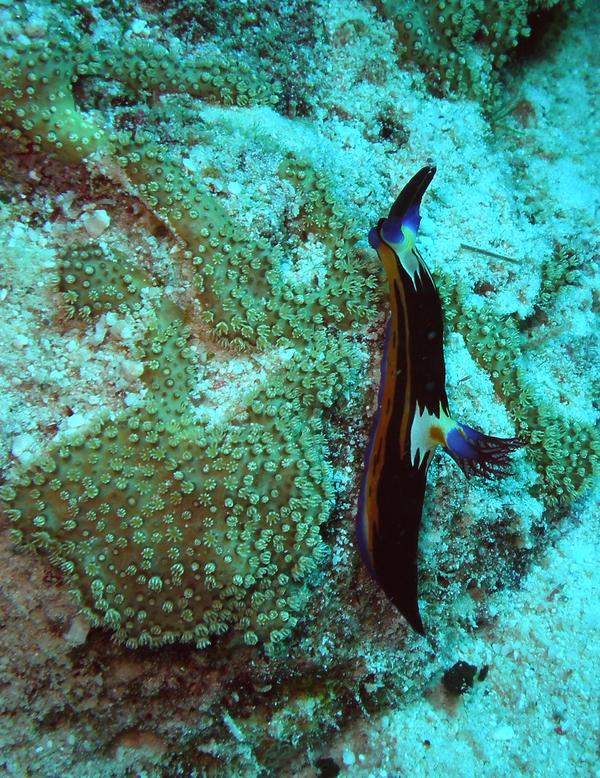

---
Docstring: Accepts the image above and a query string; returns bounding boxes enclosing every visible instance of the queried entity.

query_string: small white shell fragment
[107,315,133,341]
[493,724,515,741]
[63,412,91,431]
[117,323,133,340]
[63,615,90,646]
[91,318,107,345]
[13,333,29,348]
[81,209,111,237]
[120,358,144,381]
[342,748,356,766]
[124,391,145,407]
[130,18,148,35]
[11,432,38,463]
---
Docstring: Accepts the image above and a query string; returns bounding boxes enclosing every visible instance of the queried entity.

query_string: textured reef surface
[0,0,598,776]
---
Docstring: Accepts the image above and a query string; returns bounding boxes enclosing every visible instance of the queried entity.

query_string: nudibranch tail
[367,458,428,636]
[359,165,524,637]
[444,422,523,479]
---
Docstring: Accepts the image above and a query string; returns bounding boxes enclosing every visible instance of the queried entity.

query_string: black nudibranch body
[357,167,522,634]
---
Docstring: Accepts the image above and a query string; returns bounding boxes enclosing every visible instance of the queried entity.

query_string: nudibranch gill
[358,166,523,635]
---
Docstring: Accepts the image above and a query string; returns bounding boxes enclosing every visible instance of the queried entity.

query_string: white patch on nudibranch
[385,226,433,290]
[410,405,454,466]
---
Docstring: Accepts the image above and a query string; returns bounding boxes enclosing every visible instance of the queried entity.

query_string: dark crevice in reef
[512,3,577,62]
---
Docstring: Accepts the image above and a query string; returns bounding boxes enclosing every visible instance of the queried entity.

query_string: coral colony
[0,9,379,651]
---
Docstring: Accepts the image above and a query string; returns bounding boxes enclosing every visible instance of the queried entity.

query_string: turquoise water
[0,1,598,776]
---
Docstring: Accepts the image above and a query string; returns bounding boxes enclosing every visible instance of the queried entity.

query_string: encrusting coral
[0,2,377,348]
[378,0,583,98]
[1,239,339,651]
[0,3,380,652]
[0,5,275,163]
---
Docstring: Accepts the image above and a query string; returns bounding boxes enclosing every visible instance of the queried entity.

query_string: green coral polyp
[60,244,152,320]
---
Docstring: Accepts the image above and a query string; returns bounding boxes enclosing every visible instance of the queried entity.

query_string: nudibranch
[358,166,522,635]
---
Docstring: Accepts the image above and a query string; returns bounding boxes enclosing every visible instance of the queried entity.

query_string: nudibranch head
[370,166,436,259]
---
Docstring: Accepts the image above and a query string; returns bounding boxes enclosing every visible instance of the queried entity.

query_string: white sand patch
[315,500,599,777]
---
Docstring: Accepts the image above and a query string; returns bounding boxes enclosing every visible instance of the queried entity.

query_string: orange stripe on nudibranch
[365,241,413,554]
